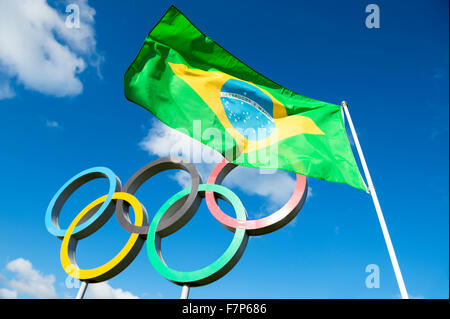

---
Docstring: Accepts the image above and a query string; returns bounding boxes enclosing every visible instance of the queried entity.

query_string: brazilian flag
[124,6,366,190]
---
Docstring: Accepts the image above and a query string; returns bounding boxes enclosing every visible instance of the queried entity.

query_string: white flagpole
[180,285,190,299]
[76,281,88,299]
[341,101,409,299]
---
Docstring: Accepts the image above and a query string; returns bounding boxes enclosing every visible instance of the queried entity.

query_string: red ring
[206,159,308,236]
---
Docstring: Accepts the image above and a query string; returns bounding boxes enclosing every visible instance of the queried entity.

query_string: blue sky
[0,0,448,299]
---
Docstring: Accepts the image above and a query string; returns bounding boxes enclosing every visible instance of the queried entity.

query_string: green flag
[124,6,366,191]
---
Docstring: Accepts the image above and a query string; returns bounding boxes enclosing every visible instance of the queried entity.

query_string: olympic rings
[60,192,146,283]
[45,157,308,287]
[147,184,248,287]
[45,167,121,239]
[206,159,308,236]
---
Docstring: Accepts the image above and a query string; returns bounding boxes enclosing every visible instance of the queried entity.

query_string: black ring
[116,156,202,237]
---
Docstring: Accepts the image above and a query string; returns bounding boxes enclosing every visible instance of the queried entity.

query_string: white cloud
[0,0,100,98]
[224,166,296,206]
[141,291,163,299]
[0,287,17,299]
[84,281,139,299]
[2,258,57,298]
[139,120,306,209]
[0,258,139,299]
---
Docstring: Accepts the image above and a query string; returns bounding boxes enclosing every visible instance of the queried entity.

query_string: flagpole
[76,281,88,299]
[341,101,409,299]
[180,285,190,299]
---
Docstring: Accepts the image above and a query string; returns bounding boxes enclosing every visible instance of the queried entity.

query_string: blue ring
[45,167,120,239]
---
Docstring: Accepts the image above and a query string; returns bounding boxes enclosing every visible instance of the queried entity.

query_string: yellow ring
[60,192,144,282]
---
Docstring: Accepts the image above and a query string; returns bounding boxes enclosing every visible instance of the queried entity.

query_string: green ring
[146,184,248,286]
